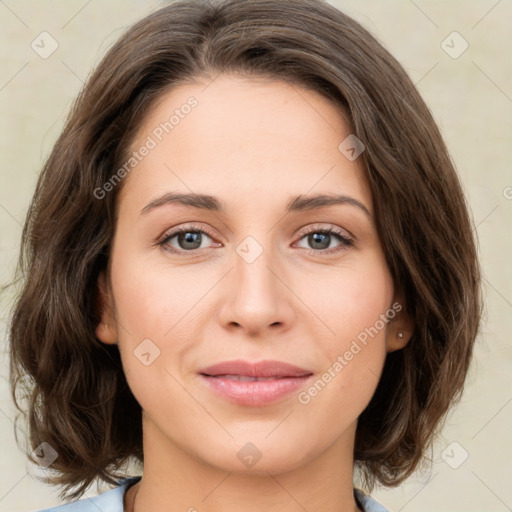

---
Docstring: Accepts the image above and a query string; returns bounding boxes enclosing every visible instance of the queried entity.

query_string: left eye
[157,225,353,255]
[294,228,354,253]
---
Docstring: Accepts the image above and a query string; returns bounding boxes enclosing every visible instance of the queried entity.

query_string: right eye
[157,224,221,255]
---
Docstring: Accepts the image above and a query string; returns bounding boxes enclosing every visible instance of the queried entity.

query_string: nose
[218,238,296,337]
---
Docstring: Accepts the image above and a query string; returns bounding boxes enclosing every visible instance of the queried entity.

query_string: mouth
[205,375,292,381]
[198,359,314,406]
[199,359,312,378]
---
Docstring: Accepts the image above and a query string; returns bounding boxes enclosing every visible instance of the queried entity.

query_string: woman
[6,1,482,511]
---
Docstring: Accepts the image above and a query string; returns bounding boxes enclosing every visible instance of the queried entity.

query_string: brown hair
[4,0,482,501]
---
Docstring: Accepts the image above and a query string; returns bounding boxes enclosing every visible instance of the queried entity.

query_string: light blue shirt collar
[36,476,390,512]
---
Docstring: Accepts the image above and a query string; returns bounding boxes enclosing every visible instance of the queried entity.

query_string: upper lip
[199,359,313,378]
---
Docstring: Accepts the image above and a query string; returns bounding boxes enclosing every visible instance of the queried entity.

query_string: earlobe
[386,330,411,352]
[386,294,414,352]
[95,271,118,345]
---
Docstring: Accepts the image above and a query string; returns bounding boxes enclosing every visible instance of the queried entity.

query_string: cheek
[109,251,216,399]
[298,259,392,399]
[111,248,211,339]
[301,257,393,342]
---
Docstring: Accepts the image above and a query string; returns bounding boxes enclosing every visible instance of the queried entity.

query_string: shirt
[34,476,390,512]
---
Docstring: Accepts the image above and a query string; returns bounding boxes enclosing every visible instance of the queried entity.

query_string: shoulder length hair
[4,0,482,501]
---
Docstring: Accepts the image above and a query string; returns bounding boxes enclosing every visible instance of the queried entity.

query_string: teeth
[219,375,284,381]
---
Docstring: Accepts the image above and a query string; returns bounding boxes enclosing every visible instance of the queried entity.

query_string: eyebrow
[140,192,372,219]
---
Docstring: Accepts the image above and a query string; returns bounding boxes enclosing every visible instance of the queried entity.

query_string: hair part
[4,0,482,500]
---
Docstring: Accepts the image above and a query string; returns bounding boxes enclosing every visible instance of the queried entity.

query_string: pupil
[179,231,202,250]
[310,232,329,249]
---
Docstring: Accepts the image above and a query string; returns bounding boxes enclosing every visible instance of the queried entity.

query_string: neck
[126,413,362,512]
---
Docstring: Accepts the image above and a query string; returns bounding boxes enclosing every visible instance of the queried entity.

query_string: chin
[197,435,316,476]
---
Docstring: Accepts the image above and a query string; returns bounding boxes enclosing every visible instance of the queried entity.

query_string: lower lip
[199,375,313,406]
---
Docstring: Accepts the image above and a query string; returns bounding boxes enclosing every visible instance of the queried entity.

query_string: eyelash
[156,223,354,256]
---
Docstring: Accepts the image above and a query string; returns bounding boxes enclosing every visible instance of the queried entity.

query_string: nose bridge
[235,233,280,305]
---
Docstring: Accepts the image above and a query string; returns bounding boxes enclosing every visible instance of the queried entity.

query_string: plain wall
[1,1,511,511]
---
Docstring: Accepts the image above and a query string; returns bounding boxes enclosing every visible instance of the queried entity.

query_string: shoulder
[32,476,141,512]
[355,488,392,512]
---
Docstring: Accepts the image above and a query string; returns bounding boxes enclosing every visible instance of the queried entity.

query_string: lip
[199,359,312,378]
[198,359,314,406]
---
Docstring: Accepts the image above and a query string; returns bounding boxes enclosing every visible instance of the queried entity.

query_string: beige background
[1,1,511,511]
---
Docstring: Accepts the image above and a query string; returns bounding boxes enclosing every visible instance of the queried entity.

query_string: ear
[385,292,414,353]
[95,270,118,345]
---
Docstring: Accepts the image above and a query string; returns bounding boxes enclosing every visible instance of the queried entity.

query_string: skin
[96,73,413,512]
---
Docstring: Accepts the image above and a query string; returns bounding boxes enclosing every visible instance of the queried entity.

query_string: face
[96,73,410,476]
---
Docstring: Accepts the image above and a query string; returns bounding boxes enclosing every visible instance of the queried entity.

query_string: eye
[157,223,354,256]
[157,224,220,255]
[293,225,354,255]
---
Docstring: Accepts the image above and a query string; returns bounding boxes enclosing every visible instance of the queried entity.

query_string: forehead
[117,74,372,219]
